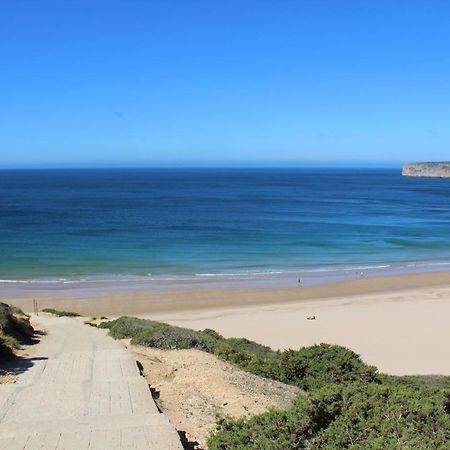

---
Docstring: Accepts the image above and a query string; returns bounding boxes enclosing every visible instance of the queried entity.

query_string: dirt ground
[129,345,302,449]
[0,372,16,384]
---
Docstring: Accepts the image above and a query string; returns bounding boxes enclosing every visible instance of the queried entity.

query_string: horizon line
[0,163,404,170]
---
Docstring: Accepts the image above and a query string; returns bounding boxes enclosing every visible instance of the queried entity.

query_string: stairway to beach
[0,315,183,450]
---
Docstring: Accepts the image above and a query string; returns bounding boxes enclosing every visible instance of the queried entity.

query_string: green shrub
[213,338,276,377]
[0,334,16,360]
[102,317,376,392]
[8,305,30,318]
[208,381,450,449]
[100,316,223,352]
[98,316,164,339]
[271,344,378,391]
[215,337,276,359]
[381,373,450,390]
[42,308,80,317]
[100,316,450,449]
[214,342,377,391]
[131,325,219,352]
[0,302,34,342]
[0,302,35,361]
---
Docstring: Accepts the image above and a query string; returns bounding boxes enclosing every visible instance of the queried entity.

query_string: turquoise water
[0,169,449,282]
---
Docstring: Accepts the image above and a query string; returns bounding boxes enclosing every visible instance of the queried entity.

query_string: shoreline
[4,270,450,375]
[4,269,450,316]
[1,259,450,291]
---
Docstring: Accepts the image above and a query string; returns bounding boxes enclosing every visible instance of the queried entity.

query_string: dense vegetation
[42,308,80,317]
[100,317,375,390]
[208,381,450,449]
[0,303,35,360]
[100,316,450,449]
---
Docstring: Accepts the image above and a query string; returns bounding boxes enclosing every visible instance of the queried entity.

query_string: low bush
[212,337,276,377]
[0,334,17,360]
[270,344,378,391]
[208,381,450,449]
[213,342,377,391]
[42,308,80,317]
[98,316,164,338]
[101,316,222,352]
[102,317,375,391]
[100,316,450,449]
[0,302,35,361]
[0,303,34,342]
[131,325,219,352]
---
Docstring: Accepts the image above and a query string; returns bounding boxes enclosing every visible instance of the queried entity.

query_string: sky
[1,1,449,168]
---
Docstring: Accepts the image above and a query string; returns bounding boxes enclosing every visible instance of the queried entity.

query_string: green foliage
[212,337,276,377]
[100,316,221,352]
[214,337,276,359]
[208,381,450,449]
[131,325,219,352]
[98,316,164,338]
[213,342,377,391]
[0,333,19,360]
[98,315,450,449]
[0,302,34,342]
[0,302,35,361]
[272,344,378,391]
[8,305,29,318]
[381,373,450,390]
[42,308,80,317]
[103,317,375,392]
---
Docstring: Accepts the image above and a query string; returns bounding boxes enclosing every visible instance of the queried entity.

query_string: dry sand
[5,271,450,376]
[147,284,450,376]
[129,346,301,449]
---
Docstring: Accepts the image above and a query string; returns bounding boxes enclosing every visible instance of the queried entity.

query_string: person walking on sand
[298,277,302,287]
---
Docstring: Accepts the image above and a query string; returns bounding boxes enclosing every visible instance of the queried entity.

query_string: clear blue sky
[1,1,449,168]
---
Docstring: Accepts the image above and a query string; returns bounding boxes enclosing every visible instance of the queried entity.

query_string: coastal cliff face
[402,162,450,178]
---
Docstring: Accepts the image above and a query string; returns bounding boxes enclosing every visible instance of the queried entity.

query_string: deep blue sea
[0,169,449,283]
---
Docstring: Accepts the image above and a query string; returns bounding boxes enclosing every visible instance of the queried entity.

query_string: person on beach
[298,277,302,287]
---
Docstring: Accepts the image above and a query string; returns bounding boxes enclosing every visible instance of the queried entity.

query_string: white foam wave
[0,260,449,285]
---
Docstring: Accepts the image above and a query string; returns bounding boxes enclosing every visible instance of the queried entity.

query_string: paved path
[0,316,183,450]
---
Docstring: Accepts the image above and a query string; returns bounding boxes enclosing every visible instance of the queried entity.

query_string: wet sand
[5,271,450,375]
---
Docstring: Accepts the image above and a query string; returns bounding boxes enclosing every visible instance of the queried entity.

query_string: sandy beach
[148,284,450,376]
[5,270,450,376]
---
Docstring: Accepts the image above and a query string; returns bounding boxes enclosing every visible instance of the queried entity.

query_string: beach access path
[0,315,183,450]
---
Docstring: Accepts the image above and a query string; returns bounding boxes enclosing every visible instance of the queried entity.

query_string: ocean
[0,168,449,285]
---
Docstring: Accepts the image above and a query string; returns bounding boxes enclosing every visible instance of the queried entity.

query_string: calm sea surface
[0,169,449,283]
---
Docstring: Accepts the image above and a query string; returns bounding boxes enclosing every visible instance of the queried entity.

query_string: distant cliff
[402,162,450,178]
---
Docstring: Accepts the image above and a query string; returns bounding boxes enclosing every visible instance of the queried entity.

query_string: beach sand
[5,271,450,375]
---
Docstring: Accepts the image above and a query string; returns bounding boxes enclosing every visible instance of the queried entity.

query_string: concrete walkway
[0,316,183,450]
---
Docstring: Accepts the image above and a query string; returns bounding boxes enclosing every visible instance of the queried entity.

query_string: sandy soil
[129,345,301,449]
[0,372,16,384]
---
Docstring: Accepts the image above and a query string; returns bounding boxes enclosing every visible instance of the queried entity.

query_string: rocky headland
[402,162,450,178]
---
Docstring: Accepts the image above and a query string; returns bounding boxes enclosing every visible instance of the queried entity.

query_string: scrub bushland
[100,316,450,449]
